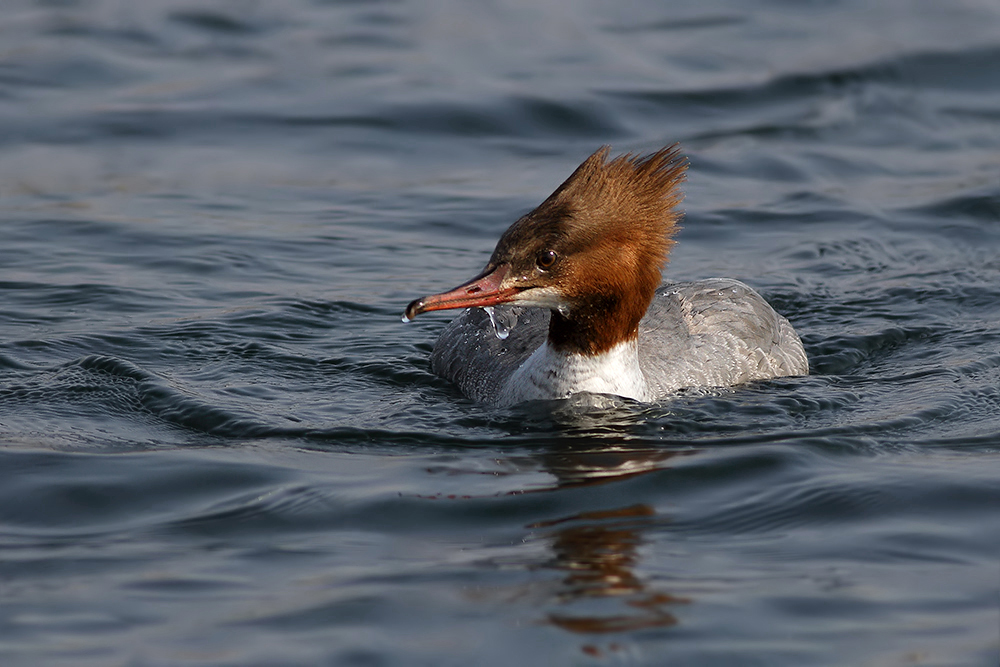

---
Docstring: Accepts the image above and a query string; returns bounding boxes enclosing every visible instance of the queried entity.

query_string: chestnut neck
[546,288,654,357]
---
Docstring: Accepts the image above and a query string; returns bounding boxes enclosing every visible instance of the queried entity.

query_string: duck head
[405,145,687,355]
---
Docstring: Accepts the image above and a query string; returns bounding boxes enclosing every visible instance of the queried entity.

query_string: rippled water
[1,1,999,665]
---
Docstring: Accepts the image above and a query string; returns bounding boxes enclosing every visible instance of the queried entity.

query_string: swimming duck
[405,146,807,406]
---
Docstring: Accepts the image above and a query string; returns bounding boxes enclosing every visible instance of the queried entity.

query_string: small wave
[901,189,1000,225]
[0,354,272,442]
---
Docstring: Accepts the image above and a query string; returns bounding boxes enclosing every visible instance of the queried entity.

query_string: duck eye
[536,250,557,270]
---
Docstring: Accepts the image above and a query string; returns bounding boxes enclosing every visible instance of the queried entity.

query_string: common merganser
[404,145,808,406]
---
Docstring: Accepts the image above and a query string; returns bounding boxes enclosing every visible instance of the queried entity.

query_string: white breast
[499,339,653,406]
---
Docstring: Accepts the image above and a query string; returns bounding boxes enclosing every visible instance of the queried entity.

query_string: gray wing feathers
[639,279,808,396]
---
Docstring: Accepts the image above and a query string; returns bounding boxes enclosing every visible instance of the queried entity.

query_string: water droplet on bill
[482,306,511,340]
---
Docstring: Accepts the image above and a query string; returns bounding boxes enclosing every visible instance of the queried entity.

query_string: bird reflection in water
[527,444,692,654]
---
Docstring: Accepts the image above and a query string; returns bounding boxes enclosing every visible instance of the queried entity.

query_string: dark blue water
[1,1,999,665]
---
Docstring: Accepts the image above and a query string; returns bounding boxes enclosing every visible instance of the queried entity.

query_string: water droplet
[556,304,570,318]
[483,306,511,340]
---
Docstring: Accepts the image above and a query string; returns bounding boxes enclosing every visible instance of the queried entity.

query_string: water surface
[1,0,999,665]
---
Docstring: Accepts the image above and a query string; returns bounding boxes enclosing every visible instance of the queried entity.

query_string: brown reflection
[532,503,688,636]
[526,444,693,642]
[440,430,699,651]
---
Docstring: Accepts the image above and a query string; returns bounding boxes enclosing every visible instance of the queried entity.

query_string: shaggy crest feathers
[496,145,686,262]
[548,144,687,258]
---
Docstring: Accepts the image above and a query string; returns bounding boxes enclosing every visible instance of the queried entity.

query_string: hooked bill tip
[403,298,424,322]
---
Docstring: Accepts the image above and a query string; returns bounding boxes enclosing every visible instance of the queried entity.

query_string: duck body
[429,279,807,406]
[405,145,808,407]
